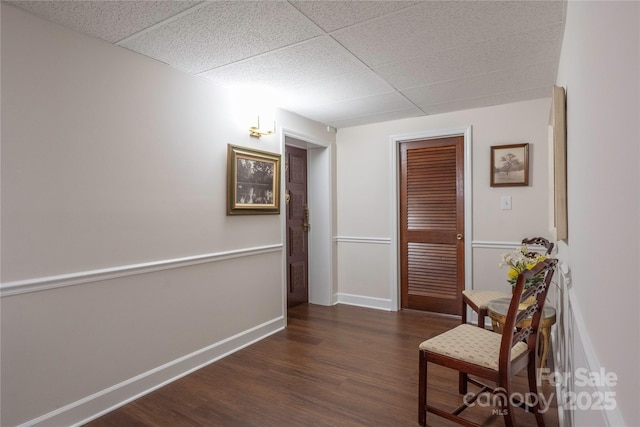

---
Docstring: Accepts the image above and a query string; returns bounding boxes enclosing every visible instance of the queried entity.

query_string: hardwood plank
[85,304,559,427]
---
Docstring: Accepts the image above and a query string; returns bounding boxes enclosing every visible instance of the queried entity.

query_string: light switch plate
[501,195,512,210]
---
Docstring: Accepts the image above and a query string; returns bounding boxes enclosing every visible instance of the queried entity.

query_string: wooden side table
[486,297,556,369]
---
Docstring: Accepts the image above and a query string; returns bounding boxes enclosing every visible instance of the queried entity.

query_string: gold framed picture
[227,144,281,215]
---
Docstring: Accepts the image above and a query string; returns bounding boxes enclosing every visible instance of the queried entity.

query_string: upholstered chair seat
[420,323,528,371]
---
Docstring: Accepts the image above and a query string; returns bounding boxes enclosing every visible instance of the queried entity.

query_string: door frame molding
[389,126,473,312]
[281,129,334,314]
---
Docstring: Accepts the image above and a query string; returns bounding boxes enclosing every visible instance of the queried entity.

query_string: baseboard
[20,316,285,427]
[336,293,393,311]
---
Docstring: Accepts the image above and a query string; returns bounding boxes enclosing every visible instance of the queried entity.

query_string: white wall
[0,4,334,426]
[555,1,639,425]
[336,98,553,308]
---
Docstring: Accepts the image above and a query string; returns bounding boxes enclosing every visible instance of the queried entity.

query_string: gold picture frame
[490,143,530,187]
[548,85,568,241]
[227,144,281,215]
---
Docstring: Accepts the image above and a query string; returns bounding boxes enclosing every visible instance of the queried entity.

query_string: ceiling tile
[299,91,416,124]
[289,1,420,33]
[279,69,397,111]
[375,23,564,89]
[420,87,552,115]
[402,62,558,107]
[333,1,565,67]
[5,1,201,43]
[327,107,424,129]
[199,36,368,91]
[119,1,322,74]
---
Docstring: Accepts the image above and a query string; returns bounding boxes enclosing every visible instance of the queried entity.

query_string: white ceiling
[6,0,566,129]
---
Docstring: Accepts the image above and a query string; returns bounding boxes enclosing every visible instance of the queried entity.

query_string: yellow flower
[501,245,548,288]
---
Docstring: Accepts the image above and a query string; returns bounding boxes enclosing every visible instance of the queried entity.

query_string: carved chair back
[499,258,558,371]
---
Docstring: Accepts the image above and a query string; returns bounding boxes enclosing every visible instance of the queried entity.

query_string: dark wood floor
[86,304,559,427]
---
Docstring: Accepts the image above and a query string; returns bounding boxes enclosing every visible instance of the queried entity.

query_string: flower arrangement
[500,245,547,288]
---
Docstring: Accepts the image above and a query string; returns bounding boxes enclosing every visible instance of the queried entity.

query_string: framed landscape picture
[227,144,281,215]
[490,143,529,187]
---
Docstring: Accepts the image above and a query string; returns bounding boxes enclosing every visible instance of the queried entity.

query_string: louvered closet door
[400,137,464,315]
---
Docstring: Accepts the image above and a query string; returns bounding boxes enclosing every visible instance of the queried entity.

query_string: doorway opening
[283,132,334,315]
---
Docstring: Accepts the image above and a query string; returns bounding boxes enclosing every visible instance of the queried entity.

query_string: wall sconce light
[249,116,275,138]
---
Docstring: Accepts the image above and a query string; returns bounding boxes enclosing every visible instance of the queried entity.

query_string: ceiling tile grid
[5,0,566,128]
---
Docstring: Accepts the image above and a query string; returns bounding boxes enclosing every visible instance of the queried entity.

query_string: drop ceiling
[6,1,566,129]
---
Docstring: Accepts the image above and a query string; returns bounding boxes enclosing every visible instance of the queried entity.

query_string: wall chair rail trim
[471,240,553,251]
[1,244,283,298]
[334,236,391,245]
[332,239,552,249]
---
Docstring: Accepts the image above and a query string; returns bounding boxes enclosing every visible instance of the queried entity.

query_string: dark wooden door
[399,136,464,315]
[286,145,309,308]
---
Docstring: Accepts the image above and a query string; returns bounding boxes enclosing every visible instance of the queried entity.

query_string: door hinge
[303,205,310,232]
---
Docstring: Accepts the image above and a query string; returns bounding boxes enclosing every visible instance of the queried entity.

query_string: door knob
[456,234,463,240]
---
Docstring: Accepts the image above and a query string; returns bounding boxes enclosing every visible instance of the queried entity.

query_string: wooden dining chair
[461,237,554,329]
[419,258,558,427]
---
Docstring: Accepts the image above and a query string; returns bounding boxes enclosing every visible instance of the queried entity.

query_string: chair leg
[418,350,427,426]
[458,372,468,395]
[459,299,469,394]
[477,307,487,329]
[461,299,468,324]
[527,353,547,427]
[498,381,516,427]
